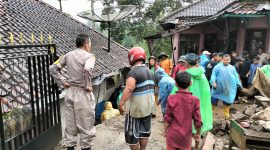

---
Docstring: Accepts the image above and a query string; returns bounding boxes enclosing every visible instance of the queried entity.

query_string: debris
[201,132,216,150]
[244,104,257,116]
[259,120,270,131]
[254,96,270,108]
[251,106,270,121]
[231,111,248,121]
[239,121,250,128]
[214,138,224,150]
[215,131,224,137]
[250,124,263,132]
[256,106,264,113]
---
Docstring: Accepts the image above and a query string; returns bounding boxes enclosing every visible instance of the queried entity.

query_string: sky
[42,0,103,26]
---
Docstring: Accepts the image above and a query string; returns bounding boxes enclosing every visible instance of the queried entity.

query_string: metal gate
[0,44,61,150]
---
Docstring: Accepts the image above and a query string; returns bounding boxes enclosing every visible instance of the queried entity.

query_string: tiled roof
[225,1,270,15]
[0,0,129,111]
[163,0,237,22]
[0,0,129,78]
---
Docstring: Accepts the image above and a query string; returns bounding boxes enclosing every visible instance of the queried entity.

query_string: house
[145,0,270,63]
[0,0,129,149]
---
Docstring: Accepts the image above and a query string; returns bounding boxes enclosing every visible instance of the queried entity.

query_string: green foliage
[99,0,183,57]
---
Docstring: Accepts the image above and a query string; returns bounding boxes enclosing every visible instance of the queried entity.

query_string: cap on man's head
[203,51,211,55]
[178,55,186,62]
[158,52,169,59]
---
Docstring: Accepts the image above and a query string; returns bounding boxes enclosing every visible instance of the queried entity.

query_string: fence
[0,44,61,150]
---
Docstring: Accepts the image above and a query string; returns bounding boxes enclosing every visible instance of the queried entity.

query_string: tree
[99,0,186,57]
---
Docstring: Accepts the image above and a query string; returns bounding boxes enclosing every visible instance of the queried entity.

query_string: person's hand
[86,86,93,92]
[63,82,70,88]
[119,105,126,115]
[161,131,167,137]
[194,134,201,150]
[246,74,249,78]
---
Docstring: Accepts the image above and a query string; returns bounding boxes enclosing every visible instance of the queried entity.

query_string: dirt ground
[91,106,166,150]
[56,100,248,150]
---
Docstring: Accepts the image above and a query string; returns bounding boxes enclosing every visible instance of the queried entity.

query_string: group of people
[49,33,270,150]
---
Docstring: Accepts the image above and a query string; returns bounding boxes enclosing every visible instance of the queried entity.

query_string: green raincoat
[171,67,213,133]
[261,65,270,79]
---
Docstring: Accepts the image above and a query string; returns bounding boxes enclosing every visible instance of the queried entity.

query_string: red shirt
[172,64,187,79]
[164,90,202,149]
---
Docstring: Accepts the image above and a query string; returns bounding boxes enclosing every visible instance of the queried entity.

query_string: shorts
[125,114,151,145]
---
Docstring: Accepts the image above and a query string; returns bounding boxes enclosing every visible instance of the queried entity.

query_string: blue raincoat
[200,54,210,70]
[210,63,242,104]
[155,68,175,114]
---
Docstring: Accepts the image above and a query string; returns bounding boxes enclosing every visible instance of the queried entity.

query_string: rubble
[213,138,224,150]
[250,123,263,132]
[244,104,257,116]
[256,106,264,113]
[251,106,270,121]
[201,132,215,150]
[254,96,270,108]
[231,111,248,121]
[259,120,270,131]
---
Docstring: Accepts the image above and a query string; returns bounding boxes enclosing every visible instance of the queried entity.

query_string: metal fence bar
[45,54,53,127]
[53,44,61,124]
[49,54,57,125]
[0,44,56,49]
[41,55,49,130]
[37,56,45,132]
[27,57,37,137]
[0,101,6,150]
[32,57,41,134]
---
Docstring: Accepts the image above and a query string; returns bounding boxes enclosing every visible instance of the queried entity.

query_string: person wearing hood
[199,51,211,70]
[210,54,242,119]
[185,53,213,133]
[261,60,270,79]
[155,67,175,118]
[171,53,213,134]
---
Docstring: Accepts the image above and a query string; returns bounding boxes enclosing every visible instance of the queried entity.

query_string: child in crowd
[163,71,202,150]
[246,56,261,86]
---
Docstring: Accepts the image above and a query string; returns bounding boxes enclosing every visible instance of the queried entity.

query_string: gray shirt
[49,48,95,89]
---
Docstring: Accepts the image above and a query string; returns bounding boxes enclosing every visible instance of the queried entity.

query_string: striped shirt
[126,65,155,118]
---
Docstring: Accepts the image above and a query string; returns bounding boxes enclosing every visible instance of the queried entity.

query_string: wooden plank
[230,120,245,135]
[231,127,245,148]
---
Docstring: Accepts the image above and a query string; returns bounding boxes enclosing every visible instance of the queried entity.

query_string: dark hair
[254,56,260,61]
[217,52,224,57]
[223,54,231,58]
[212,53,218,57]
[175,71,191,89]
[76,34,90,48]
[262,60,269,66]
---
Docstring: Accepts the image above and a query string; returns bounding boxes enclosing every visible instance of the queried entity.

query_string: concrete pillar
[199,33,204,51]
[172,32,180,63]
[236,27,246,56]
[265,29,270,53]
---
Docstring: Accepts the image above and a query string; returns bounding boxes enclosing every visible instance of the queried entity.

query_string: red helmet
[128,47,146,65]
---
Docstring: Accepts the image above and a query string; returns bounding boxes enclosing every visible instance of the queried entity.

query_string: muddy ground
[55,101,248,150]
